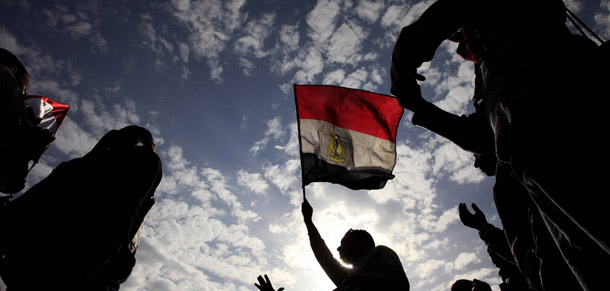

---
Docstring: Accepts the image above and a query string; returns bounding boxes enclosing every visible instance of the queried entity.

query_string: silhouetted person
[0,125,162,290]
[302,199,409,291]
[0,48,55,194]
[389,23,577,291]
[391,1,608,289]
[468,166,584,291]
[459,203,532,291]
[451,279,492,291]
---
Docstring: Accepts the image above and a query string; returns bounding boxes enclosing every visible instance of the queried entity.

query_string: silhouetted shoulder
[372,245,399,256]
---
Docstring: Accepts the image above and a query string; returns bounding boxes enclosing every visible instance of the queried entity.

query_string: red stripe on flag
[45,98,70,126]
[295,85,403,142]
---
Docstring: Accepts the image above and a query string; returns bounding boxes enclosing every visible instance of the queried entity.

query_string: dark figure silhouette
[459,203,532,291]
[391,1,609,290]
[302,199,409,291]
[0,48,55,194]
[390,20,581,291]
[492,167,583,291]
[0,125,162,290]
[451,279,492,291]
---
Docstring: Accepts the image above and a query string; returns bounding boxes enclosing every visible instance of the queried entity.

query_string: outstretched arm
[391,0,476,109]
[302,199,349,287]
[459,203,518,270]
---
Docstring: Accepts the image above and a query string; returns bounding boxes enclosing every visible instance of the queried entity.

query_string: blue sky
[1,0,608,290]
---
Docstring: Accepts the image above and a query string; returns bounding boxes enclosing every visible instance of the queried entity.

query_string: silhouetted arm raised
[302,199,349,287]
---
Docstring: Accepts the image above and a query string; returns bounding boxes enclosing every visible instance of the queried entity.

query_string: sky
[1,0,609,290]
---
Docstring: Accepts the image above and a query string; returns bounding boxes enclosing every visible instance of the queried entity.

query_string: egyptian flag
[294,85,403,190]
[24,95,70,135]
[23,95,70,163]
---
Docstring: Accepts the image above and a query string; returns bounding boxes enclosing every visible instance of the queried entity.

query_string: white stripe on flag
[299,119,397,171]
[24,98,60,133]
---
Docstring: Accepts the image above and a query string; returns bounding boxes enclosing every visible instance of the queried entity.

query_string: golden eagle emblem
[327,133,346,164]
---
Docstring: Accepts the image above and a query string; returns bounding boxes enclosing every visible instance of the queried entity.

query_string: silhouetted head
[1,48,29,95]
[115,125,156,152]
[90,125,156,155]
[473,153,496,176]
[451,279,492,291]
[452,279,473,291]
[337,229,375,265]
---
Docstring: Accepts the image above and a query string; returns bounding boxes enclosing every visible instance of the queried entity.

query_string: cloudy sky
[1,0,608,290]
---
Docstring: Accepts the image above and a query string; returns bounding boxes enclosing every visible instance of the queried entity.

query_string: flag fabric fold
[294,84,403,190]
[23,95,70,163]
[24,95,70,135]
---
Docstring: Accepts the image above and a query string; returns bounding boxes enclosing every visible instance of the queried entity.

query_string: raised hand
[390,64,427,112]
[390,27,428,113]
[302,199,313,223]
[458,203,488,231]
[255,274,284,291]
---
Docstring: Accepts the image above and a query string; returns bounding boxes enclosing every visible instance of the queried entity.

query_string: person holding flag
[254,199,411,291]
[0,48,69,195]
[301,198,410,291]
[254,84,409,291]
[0,47,38,194]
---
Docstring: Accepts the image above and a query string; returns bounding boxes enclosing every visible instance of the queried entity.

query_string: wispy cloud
[355,0,385,23]
[39,2,108,53]
[237,169,269,195]
[170,0,247,83]
[139,13,175,61]
[234,12,276,59]
[250,116,285,154]
[306,0,341,45]
[326,20,368,64]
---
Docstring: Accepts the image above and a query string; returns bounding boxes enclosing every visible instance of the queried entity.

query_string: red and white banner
[294,85,403,190]
[24,95,70,135]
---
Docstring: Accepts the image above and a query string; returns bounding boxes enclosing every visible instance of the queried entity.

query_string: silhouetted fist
[302,199,313,223]
[458,203,488,231]
[390,28,428,113]
[255,274,284,291]
[390,64,427,112]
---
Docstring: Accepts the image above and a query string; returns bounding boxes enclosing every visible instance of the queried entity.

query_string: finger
[257,275,266,285]
[458,203,468,213]
[279,288,285,291]
[264,274,271,284]
[471,203,482,213]
[414,73,426,81]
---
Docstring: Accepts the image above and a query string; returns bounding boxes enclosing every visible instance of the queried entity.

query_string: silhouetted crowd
[257,0,608,290]
[2,0,609,290]
[388,0,608,290]
[0,48,162,290]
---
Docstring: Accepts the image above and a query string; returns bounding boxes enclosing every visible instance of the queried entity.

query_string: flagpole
[294,84,308,203]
